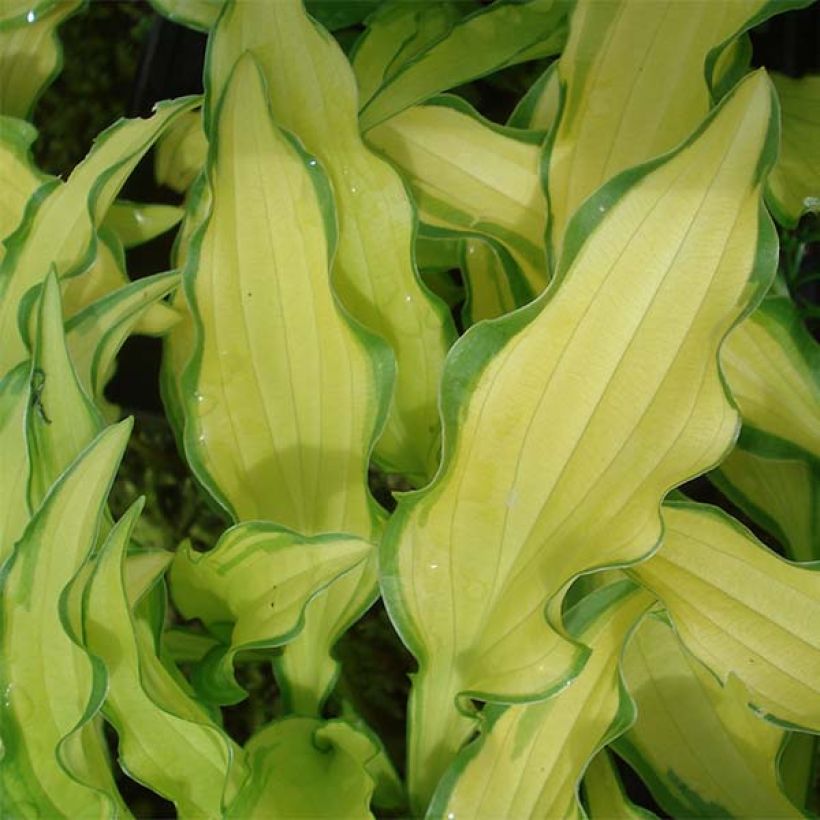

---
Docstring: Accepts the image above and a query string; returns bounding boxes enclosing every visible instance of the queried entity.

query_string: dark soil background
[27,1,820,816]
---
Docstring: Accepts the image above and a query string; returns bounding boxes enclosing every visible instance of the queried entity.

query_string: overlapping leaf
[429,583,653,819]
[616,611,800,817]
[0,95,197,377]
[544,0,801,265]
[351,0,465,109]
[357,0,568,131]
[381,71,778,805]
[0,421,131,816]
[631,503,820,732]
[367,97,547,297]
[208,0,454,480]
[83,499,246,815]
[169,523,372,704]
[179,53,390,712]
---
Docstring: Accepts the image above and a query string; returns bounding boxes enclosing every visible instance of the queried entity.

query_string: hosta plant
[0,0,819,817]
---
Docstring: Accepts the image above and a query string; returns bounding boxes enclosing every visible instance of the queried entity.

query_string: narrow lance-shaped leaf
[429,582,654,819]
[26,270,103,510]
[0,0,81,119]
[367,97,548,298]
[767,72,820,227]
[351,0,464,111]
[209,0,454,481]
[381,71,778,806]
[721,295,820,463]
[83,499,246,815]
[709,444,819,562]
[0,95,198,377]
[184,52,387,539]
[358,0,568,131]
[630,503,820,732]
[0,421,132,816]
[614,610,801,818]
[544,0,799,266]
[181,53,390,712]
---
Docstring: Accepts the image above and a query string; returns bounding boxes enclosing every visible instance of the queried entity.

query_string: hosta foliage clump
[0,0,819,817]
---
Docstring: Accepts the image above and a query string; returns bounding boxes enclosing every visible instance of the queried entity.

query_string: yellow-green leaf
[180,52,392,712]
[0,95,198,378]
[429,582,653,819]
[583,748,655,820]
[460,237,522,325]
[0,1,81,118]
[351,0,463,111]
[767,72,820,226]
[358,0,568,131]
[0,116,46,262]
[507,61,559,130]
[169,523,371,702]
[616,611,800,818]
[182,52,388,536]
[209,0,454,480]
[0,362,30,564]
[160,175,209,446]
[83,499,246,815]
[26,271,102,510]
[226,717,378,818]
[710,444,819,562]
[367,96,547,297]
[154,108,207,193]
[721,295,820,463]
[381,70,778,806]
[545,0,786,266]
[66,271,180,413]
[630,503,820,733]
[0,421,131,816]
[102,200,183,248]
